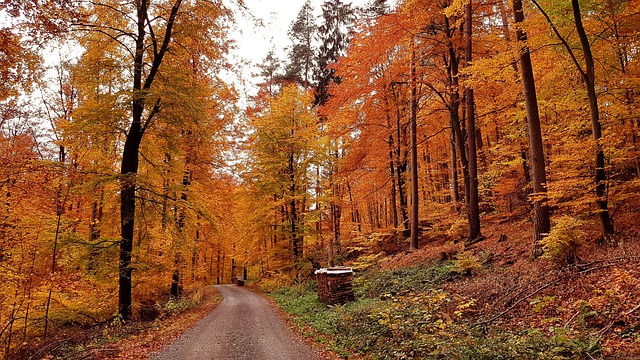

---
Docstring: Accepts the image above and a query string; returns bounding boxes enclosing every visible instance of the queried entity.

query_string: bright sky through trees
[230,0,378,97]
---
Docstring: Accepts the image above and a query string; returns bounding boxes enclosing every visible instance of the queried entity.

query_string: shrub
[452,251,482,276]
[447,217,469,240]
[541,216,584,265]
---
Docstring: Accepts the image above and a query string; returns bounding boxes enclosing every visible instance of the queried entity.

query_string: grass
[270,261,602,359]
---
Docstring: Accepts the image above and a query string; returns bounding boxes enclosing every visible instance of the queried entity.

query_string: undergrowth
[270,261,601,359]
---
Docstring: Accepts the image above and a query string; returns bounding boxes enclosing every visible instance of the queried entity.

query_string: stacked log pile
[315,266,354,305]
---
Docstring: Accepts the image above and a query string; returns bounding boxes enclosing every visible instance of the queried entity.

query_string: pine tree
[314,0,355,106]
[284,0,316,87]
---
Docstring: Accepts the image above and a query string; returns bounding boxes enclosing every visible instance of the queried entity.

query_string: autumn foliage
[1,0,640,356]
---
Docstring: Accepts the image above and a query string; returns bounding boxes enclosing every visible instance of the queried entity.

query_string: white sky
[229,0,374,98]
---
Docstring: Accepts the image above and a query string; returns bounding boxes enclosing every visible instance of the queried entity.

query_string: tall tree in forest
[285,0,316,87]
[315,0,355,263]
[248,84,324,267]
[532,0,615,240]
[315,0,355,106]
[73,0,232,321]
[464,0,483,243]
[512,0,550,256]
[258,50,282,97]
[118,0,183,321]
[409,39,419,250]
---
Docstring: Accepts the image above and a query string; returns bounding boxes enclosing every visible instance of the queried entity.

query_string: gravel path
[151,285,324,360]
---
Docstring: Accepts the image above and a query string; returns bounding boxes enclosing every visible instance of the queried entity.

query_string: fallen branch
[577,256,640,275]
[475,282,555,327]
[624,303,640,317]
[563,310,580,328]
[590,303,640,345]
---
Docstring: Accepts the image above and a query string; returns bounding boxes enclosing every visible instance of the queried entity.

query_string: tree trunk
[464,0,482,243]
[571,0,614,238]
[290,153,301,259]
[394,95,410,237]
[119,0,182,321]
[445,15,471,216]
[409,40,419,250]
[449,118,460,212]
[513,0,551,257]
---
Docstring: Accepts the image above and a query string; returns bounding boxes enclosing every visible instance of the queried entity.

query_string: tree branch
[530,0,587,79]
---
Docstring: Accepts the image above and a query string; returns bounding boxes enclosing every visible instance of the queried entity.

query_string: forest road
[151,285,324,360]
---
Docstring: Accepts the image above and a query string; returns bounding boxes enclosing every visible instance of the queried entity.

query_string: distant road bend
[152,285,324,360]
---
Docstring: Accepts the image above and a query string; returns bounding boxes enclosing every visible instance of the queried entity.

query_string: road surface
[152,285,323,360]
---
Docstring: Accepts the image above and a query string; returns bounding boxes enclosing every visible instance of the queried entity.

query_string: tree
[464,0,483,244]
[118,0,183,321]
[72,0,233,321]
[512,0,551,256]
[247,84,325,268]
[315,0,355,106]
[285,0,316,86]
[409,39,419,250]
[531,0,614,240]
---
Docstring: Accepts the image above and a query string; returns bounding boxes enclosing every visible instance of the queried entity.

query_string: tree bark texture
[464,0,482,242]
[409,40,419,250]
[513,0,551,257]
[571,0,614,238]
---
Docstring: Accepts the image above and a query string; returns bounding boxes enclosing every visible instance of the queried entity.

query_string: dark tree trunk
[571,0,614,238]
[170,270,180,298]
[513,0,551,257]
[449,117,460,212]
[444,15,471,215]
[409,41,419,250]
[289,152,301,259]
[464,0,482,243]
[119,0,183,321]
[384,97,400,240]
[393,95,410,237]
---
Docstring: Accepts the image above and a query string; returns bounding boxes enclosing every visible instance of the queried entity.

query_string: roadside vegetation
[267,217,640,359]
[7,287,222,360]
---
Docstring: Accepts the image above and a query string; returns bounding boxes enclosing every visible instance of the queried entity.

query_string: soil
[151,285,324,360]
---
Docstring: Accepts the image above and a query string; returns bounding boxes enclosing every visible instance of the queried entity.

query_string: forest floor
[10,287,223,360]
[269,209,640,359]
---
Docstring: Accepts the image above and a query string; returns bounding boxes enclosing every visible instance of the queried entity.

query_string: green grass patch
[271,262,601,359]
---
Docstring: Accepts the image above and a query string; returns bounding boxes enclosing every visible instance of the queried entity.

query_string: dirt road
[152,285,324,360]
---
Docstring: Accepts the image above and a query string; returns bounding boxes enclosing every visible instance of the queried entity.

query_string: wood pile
[315,266,354,305]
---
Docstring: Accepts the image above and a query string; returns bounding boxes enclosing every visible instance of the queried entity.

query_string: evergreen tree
[284,0,316,87]
[258,50,282,97]
[314,0,355,106]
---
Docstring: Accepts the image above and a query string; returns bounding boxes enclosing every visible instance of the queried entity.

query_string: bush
[541,216,584,265]
[257,272,293,293]
[452,251,482,276]
[447,217,469,240]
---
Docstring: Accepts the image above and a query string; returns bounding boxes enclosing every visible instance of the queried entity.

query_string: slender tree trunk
[44,146,67,338]
[384,100,400,240]
[409,40,419,250]
[532,0,614,240]
[393,96,410,237]
[445,15,471,215]
[449,117,460,212]
[513,0,551,257]
[388,134,399,239]
[216,240,221,284]
[464,0,482,243]
[289,153,301,259]
[571,0,614,238]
